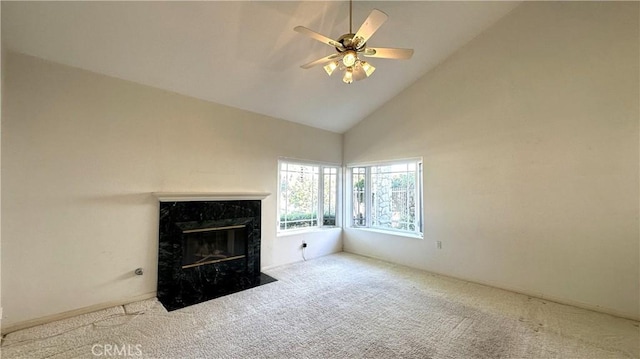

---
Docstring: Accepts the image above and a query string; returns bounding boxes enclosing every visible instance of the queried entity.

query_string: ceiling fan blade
[353,9,388,49]
[294,26,345,51]
[300,53,341,69]
[363,47,414,60]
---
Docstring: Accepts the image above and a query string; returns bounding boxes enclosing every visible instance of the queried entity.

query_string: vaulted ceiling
[2,1,520,133]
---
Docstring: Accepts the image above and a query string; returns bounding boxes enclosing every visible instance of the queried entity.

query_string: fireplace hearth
[155,194,275,311]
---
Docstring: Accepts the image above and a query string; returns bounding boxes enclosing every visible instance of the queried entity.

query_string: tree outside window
[279,160,339,231]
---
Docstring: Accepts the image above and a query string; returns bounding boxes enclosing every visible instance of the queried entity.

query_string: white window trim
[277,158,342,235]
[350,227,423,240]
[277,226,342,237]
[346,158,424,238]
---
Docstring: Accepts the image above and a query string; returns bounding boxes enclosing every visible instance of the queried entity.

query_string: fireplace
[155,193,275,311]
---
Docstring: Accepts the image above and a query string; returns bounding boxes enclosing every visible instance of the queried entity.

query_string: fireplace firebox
[178,219,249,269]
[156,197,275,311]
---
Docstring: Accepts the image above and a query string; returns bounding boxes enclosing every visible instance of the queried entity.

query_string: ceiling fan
[294,0,414,84]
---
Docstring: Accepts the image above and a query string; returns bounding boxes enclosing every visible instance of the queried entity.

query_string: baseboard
[344,250,640,322]
[1,291,157,335]
[261,249,344,272]
[262,259,308,272]
[261,247,344,272]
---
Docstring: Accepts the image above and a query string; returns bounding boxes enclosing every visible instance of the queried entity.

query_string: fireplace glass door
[181,225,247,269]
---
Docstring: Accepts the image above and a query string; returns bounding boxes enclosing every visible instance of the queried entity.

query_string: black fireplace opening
[178,219,249,269]
[157,200,276,311]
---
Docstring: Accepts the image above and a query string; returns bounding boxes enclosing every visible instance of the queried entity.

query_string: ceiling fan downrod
[349,0,353,35]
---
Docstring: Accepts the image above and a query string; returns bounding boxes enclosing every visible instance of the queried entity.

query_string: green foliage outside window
[279,161,338,231]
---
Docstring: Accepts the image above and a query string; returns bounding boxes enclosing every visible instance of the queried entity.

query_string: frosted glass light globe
[342,51,357,67]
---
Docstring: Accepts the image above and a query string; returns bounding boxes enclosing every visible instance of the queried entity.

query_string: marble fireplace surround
[153,192,276,311]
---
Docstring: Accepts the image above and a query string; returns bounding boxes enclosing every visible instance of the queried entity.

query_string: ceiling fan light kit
[324,61,339,76]
[343,68,354,84]
[361,61,375,77]
[294,0,414,84]
[342,50,357,67]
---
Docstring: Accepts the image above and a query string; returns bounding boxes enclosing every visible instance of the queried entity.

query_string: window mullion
[406,169,411,231]
[365,167,372,228]
[415,166,419,231]
[418,162,423,233]
[318,166,324,228]
[283,169,288,230]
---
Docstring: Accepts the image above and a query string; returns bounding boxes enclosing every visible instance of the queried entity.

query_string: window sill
[277,226,341,238]
[348,227,423,240]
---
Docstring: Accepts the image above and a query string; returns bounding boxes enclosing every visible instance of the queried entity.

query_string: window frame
[347,158,423,238]
[277,158,341,234]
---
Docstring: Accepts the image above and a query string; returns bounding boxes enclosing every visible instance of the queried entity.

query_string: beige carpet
[2,253,638,358]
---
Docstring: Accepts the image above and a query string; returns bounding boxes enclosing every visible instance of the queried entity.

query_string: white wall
[1,52,342,329]
[1,4,4,328]
[344,2,639,319]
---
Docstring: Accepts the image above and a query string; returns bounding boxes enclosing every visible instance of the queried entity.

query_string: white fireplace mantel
[152,192,271,202]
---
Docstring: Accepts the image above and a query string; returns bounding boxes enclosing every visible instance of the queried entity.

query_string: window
[350,159,423,236]
[278,160,339,231]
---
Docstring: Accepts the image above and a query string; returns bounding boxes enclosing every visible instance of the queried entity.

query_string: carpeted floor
[2,252,639,358]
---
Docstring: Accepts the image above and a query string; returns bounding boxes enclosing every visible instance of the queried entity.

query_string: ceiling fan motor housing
[336,33,366,53]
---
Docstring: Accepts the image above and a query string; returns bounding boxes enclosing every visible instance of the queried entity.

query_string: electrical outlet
[436,241,442,249]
